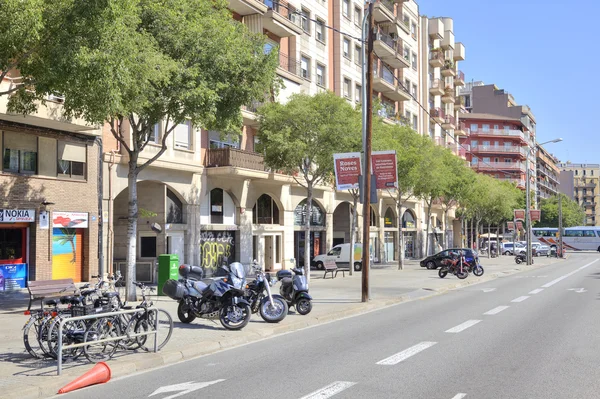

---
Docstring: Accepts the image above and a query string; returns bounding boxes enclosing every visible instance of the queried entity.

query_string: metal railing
[430,107,445,119]
[278,52,302,77]
[471,145,527,156]
[57,307,159,375]
[455,70,465,81]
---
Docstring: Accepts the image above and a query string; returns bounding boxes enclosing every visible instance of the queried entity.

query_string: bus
[531,226,600,252]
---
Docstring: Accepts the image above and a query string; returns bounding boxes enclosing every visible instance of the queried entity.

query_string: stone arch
[291,196,327,215]
[206,187,236,225]
[402,209,417,228]
[384,206,397,228]
[251,193,282,225]
[332,201,353,245]
[247,190,284,215]
[370,205,379,227]
[294,199,326,227]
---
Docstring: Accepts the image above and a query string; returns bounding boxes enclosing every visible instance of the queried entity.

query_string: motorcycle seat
[281,277,293,286]
[192,280,209,293]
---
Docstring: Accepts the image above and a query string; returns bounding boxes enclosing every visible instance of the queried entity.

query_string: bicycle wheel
[83,317,121,362]
[120,313,144,351]
[37,315,57,357]
[23,314,47,359]
[135,309,173,351]
[46,317,85,362]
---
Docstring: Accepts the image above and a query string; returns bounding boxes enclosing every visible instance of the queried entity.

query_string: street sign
[507,221,515,230]
[371,150,397,189]
[514,209,525,221]
[530,210,541,222]
[333,152,361,190]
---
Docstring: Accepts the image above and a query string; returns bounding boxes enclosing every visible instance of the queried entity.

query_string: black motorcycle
[245,261,288,323]
[162,262,252,330]
[276,259,312,315]
[515,253,533,264]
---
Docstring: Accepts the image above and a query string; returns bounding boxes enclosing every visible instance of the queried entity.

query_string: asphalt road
[61,252,600,399]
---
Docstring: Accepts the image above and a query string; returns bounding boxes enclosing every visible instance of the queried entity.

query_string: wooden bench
[27,278,78,311]
[323,263,349,279]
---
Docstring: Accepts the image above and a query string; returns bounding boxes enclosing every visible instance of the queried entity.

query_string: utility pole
[361,1,374,303]
[558,194,563,258]
[525,150,532,265]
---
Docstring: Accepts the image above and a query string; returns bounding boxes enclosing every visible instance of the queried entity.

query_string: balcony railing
[242,100,264,114]
[205,147,265,171]
[264,0,291,18]
[430,107,445,119]
[375,30,400,52]
[469,128,527,141]
[429,49,443,63]
[455,70,465,81]
[444,115,456,125]
[472,161,526,171]
[470,145,527,156]
[278,52,302,77]
[431,78,444,91]
[380,0,395,13]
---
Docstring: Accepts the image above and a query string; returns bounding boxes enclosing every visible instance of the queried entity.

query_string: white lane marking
[529,288,544,294]
[484,306,509,315]
[149,380,225,399]
[445,320,481,333]
[541,259,600,288]
[299,381,357,399]
[567,288,587,293]
[482,288,496,292]
[376,342,437,365]
[511,296,530,303]
[451,394,467,399]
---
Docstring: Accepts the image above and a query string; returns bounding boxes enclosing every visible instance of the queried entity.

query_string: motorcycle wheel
[177,301,196,324]
[473,266,484,277]
[438,267,448,279]
[220,304,251,330]
[456,269,469,279]
[515,257,522,264]
[259,297,288,323]
[295,298,312,315]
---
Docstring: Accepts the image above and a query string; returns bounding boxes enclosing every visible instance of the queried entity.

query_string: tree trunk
[475,219,480,251]
[443,208,449,250]
[424,200,433,256]
[126,160,138,302]
[487,223,491,259]
[304,183,313,284]
[397,200,404,270]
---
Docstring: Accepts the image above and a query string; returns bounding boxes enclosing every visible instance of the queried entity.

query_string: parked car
[420,248,479,270]
[502,242,525,256]
[517,242,549,257]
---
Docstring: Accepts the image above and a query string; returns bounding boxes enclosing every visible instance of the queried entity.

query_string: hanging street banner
[514,209,526,221]
[516,221,524,230]
[507,221,515,231]
[530,210,541,222]
[333,152,361,190]
[372,150,398,189]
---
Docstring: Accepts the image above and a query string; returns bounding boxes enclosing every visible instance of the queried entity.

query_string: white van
[313,243,364,272]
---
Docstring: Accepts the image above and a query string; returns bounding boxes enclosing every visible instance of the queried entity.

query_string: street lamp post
[525,138,563,265]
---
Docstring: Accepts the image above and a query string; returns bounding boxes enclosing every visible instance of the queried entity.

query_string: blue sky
[418,0,597,164]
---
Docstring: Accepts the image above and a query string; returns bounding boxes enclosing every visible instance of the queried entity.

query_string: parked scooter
[162,261,252,330]
[245,260,288,323]
[515,253,533,264]
[276,259,312,315]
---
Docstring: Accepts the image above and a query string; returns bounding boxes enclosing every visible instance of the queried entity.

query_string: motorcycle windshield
[229,262,246,289]
[293,275,307,292]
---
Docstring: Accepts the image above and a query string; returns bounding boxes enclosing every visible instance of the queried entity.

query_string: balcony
[471,145,527,158]
[454,70,465,86]
[469,128,528,143]
[442,87,454,104]
[472,161,526,173]
[429,18,444,39]
[455,121,468,136]
[372,64,411,102]
[276,52,303,84]
[241,101,263,127]
[374,32,410,69]
[430,107,445,124]
[429,78,445,96]
[228,0,268,16]
[458,144,469,159]
[441,61,456,77]
[442,115,456,130]
[454,42,465,61]
[263,0,303,37]
[441,30,455,49]
[205,147,265,172]
[503,178,526,188]
[398,17,410,35]
[373,0,395,24]
[429,49,444,68]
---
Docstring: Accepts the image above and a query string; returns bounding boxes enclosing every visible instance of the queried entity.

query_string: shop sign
[0,209,35,223]
[0,264,27,290]
[333,152,361,190]
[372,151,398,189]
[52,212,89,228]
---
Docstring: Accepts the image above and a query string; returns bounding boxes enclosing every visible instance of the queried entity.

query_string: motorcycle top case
[179,264,204,280]
[162,279,188,300]
[276,269,293,281]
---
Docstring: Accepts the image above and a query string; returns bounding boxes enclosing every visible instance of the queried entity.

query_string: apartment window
[301,56,311,80]
[316,19,325,43]
[411,83,417,98]
[403,14,409,27]
[342,0,350,18]
[483,157,491,163]
[343,78,351,98]
[57,141,86,179]
[482,140,490,147]
[343,38,351,59]
[354,6,361,26]
[354,45,362,65]
[355,84,362,103]
[411,23,417,39]
[403,47,410,61]
[2,132,37,174]
[210,188,224,224]
[504,158,512,163]
[174,120,192,149]
[464,95,471,108]
[583,170,586,176]
[316,63,325,87]
[166,189,183,224]
[472,158,478,165]
[412,115,418,130]
[504,125,510,131]
[471,140,478,147]
[405,111,411,122]
[411,52,417,70]
[140,236,157,258]
[149,123,160,144]
[301,9,310,33]
[470,124,478,132]
[482,124,490,132]
[404,78,410,91]
[493,124,499,131]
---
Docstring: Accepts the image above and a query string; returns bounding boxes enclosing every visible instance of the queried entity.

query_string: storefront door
[52,228,83,282]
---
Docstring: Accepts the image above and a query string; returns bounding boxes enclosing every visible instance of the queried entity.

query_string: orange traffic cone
[58,362,111,394]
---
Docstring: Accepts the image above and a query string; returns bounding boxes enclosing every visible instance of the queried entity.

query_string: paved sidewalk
[0,255,564,398]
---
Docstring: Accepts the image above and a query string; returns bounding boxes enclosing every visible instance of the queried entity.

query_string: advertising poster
[333,152,361,191]
[52,228,83,282]
[52,212,89,229]
[530,210,541,222]
[371,151,398,189]
[507,221,515,231]
[0,264,27,290]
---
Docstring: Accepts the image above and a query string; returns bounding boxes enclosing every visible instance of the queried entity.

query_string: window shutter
[3,131,37,152]
[174,121,190,149]
[58,141,86,162]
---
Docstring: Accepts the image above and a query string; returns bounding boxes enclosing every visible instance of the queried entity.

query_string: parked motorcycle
[515,253,533,264]
[245,261,288,323]
[162,262,252,330]
[467,260,485,277]
[438,255,469,279]
[276,259,312,315]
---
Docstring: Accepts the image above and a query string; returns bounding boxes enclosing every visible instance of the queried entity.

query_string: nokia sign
[0,209,35,223]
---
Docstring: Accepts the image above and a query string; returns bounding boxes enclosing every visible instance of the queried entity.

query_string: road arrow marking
[299,381,357,399]
[481,288,496,292]
[149,380,225,399]
[567,288,587,293]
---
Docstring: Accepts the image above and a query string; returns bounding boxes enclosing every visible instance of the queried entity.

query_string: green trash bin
[157,254,179,296]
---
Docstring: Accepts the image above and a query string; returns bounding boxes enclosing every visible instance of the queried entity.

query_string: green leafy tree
[539,194,585,227]
[257,92,361,281]
[7,0,278,300]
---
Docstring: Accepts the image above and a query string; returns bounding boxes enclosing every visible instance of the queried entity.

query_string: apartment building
[536,145,560,203]
[102,0,468,281]
[557,163,600,226]
[0,73,102,284]
[458,83,537,197]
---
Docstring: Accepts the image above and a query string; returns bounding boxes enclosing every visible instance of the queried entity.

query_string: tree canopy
[538,194,585,227]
